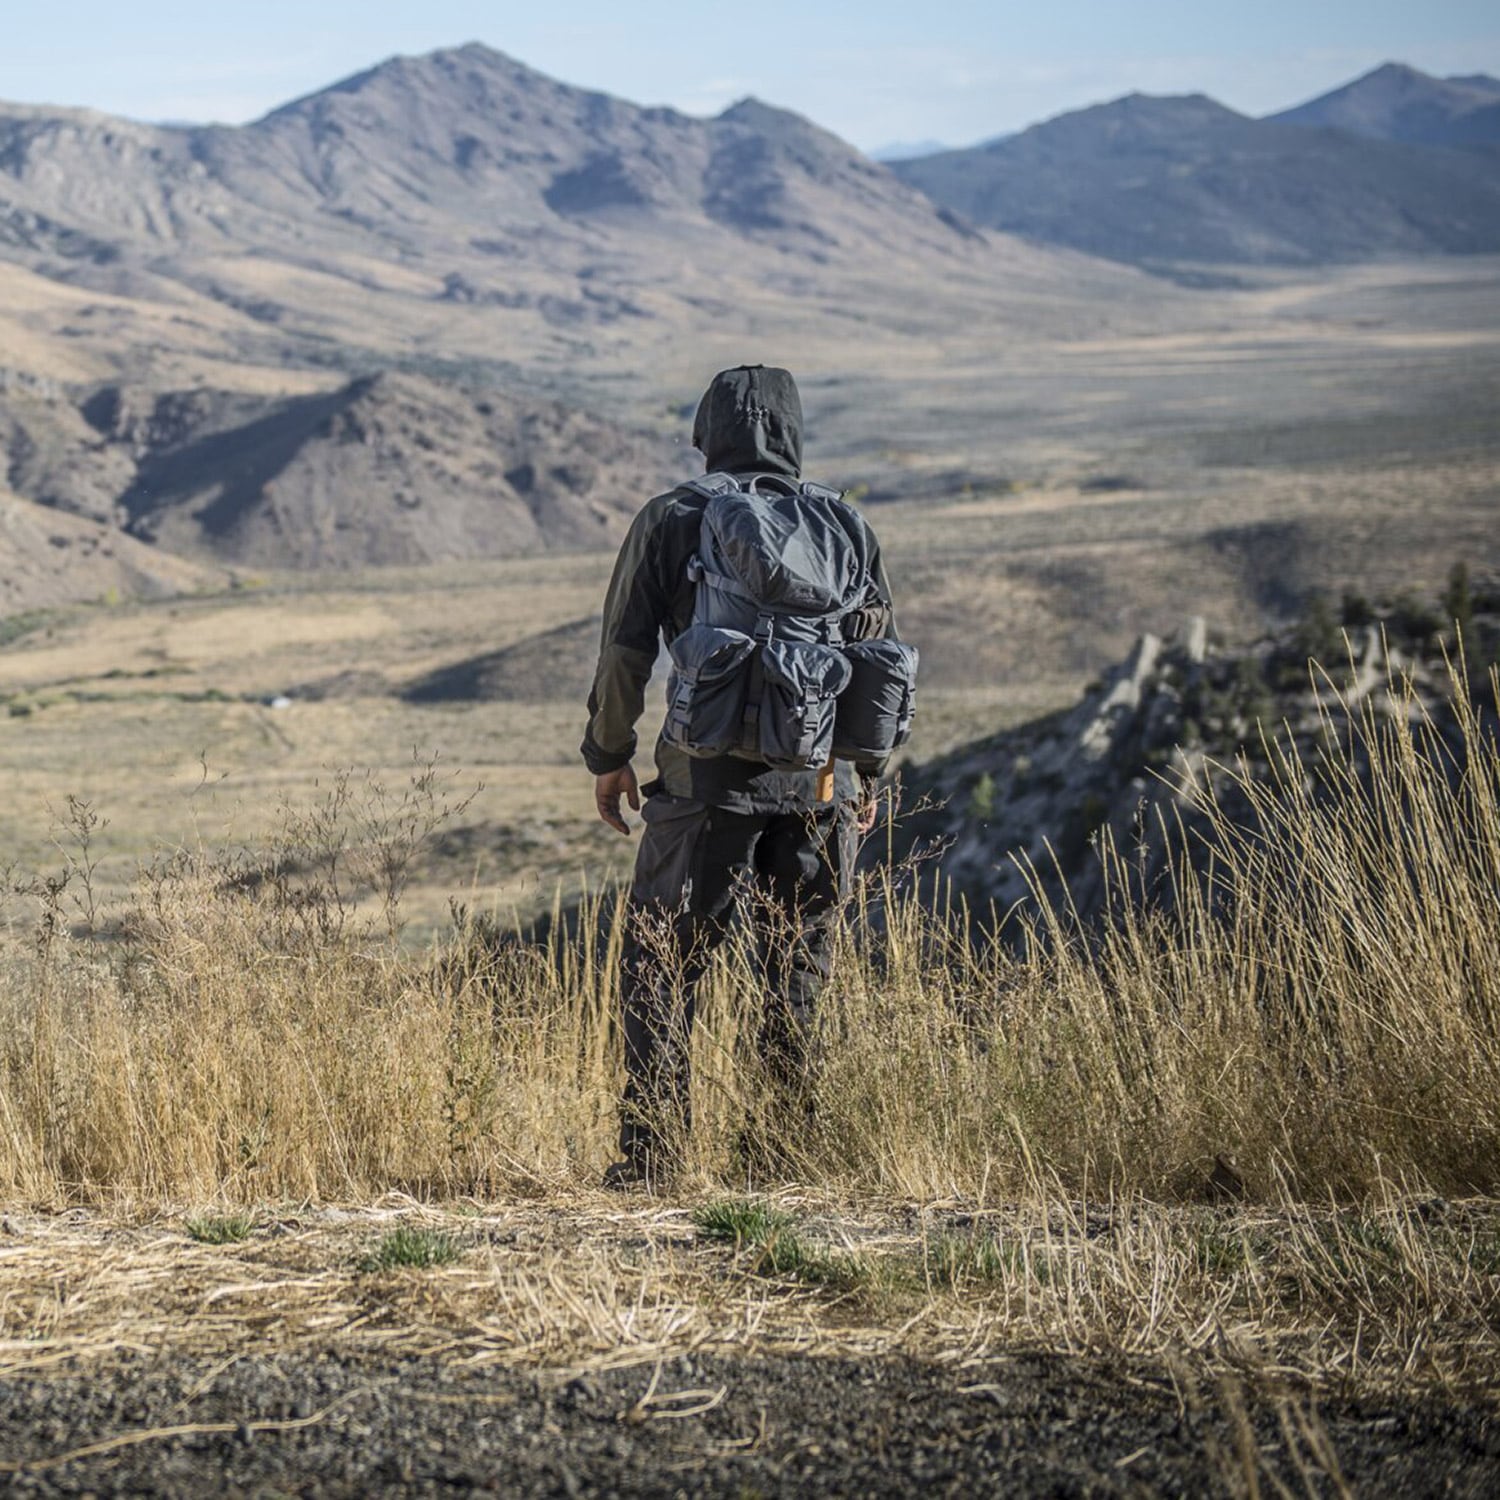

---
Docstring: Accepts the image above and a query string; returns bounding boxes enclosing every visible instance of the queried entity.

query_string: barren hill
[0,40,1142,391]
[890,90,1500,266]
[0,487,213,618]
[189,47,965,257]
[2,370,683,571]
[402,616,601,705]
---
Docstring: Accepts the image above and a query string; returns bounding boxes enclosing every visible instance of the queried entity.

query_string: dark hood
[691,365,803,478]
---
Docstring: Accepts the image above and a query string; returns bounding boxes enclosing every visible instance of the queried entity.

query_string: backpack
[662,471,918,771]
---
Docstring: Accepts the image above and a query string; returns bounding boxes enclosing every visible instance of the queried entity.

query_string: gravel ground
[2,1347,1496,1497]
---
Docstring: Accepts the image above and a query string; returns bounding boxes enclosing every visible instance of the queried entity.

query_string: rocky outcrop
[901,585,1499,933]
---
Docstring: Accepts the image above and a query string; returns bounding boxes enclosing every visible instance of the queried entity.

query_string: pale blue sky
[2,1,1497,150]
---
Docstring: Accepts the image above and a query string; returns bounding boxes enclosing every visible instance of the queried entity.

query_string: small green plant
[358,1225,463,1271]
[1291,591,1341,668]
[1340,590,1375,629]
[184,1211,256,1244]
[752,1233,869,1291]
[1193,1225,1251,1275]
[1444,561,1475,642]
[922,1230,1016,1288]
[694,1199,869,1290]
[967,771,997,821]
[693,1198,794,1245]
[1389,590,1445,644]
[1461,1230,1500,1276]
[0,609,52,649]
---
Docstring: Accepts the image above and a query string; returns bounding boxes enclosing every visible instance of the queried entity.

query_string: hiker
[581,364,916,1189]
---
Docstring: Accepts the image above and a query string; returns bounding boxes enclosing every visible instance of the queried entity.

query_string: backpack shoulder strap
[799,479,844,504]
[682,472,743,500]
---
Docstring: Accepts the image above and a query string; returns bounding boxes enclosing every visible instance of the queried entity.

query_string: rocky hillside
[0,369,683,573]
[0,485,213,619]
[902,576,1499,933]
[891,78,1500,266]
[0,45,963,262]
[0,41,1041,358]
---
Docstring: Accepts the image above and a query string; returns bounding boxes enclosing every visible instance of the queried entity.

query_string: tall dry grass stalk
[1,659,1497,1208]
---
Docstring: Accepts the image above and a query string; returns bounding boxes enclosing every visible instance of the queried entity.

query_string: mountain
[890,89,1500,265]
[0,40,1175,595]
[2,370,683,570]
[0,45,1155,499]
[0,42,1031,349]
[1270,62,1500,146]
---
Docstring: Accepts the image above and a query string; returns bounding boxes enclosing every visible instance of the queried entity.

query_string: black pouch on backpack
[758,640,853,769]
[833,639,919,763]
[663,625,756,758]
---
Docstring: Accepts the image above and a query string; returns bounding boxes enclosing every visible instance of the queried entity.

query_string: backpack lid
[700,481,867,615]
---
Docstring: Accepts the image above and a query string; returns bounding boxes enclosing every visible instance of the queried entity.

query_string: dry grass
[0,1191,1493,1401]
[1,656,1498,1398]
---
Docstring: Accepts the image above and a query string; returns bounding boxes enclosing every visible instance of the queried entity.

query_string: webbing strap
[694,566,761,609]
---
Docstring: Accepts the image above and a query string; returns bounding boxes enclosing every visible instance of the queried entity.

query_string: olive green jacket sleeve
[580,493,677,776]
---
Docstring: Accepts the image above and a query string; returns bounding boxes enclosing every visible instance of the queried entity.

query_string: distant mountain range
[1,48,1498,597]
[891,63,1500,266]
[4,43,1141,588]
[0,43,985,293]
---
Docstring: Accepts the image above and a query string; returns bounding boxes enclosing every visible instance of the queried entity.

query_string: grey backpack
[662,472,918,770]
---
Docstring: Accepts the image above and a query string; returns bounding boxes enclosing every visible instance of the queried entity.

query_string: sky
[1,1,1497,151]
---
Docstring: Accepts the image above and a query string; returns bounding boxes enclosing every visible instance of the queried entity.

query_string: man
[581,365,898,1189]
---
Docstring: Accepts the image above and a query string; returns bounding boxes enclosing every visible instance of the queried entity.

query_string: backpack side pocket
[663,625,756,758]
[833,639,919,763]
[758,640,853,769]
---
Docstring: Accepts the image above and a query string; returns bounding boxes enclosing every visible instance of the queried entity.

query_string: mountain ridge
[1269,61,1500,145]
[890,68,1500,266]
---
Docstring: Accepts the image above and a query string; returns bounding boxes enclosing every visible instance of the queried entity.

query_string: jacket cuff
[581,733,634,776]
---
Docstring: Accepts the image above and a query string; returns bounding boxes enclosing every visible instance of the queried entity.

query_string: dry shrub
[1,660,1498,1208]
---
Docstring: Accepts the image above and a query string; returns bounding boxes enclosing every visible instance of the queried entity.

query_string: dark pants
[617,791,855,1166]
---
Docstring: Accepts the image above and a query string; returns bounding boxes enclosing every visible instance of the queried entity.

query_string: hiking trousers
[617,790,856,1167]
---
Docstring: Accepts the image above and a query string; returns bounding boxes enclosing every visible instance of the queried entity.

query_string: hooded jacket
[581,365,896,813]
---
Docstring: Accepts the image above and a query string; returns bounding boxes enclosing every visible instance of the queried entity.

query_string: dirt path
[2,1345,1496,1497]
[1,1202,1496,1494]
